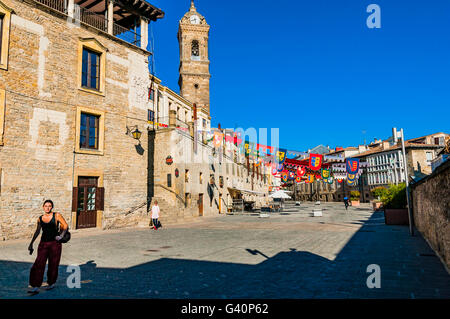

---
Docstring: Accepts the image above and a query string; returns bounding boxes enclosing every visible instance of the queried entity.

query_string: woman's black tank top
[40,213,58,242]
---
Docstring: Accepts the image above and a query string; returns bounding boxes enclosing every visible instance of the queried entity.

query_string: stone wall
[411,159,450,270]
[152,127,270,223]
[0,0,152,240]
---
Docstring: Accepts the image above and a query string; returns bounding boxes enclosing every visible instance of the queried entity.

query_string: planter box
[384,208,409,225]
[351,200,360,206]
[372,201,383,211]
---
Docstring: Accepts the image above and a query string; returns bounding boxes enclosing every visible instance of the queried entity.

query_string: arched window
[191,40,200,60]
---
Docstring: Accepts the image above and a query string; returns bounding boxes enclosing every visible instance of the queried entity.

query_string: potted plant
[371,186,387,211]
[382,183,409,225]
[350,191,360,206]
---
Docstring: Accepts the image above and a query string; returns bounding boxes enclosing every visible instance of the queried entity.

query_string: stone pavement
[1,202,449,299]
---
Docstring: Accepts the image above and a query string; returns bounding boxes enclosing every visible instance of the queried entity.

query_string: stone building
[0,0,164,240]
[355,132,448,192]
[149,120,270,224]
[294,132,448,203]
[147,75,210,137]
[294,146,368,203]
[147,2,270,222]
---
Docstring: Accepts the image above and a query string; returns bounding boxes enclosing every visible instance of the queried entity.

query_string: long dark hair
[43,200,54,209]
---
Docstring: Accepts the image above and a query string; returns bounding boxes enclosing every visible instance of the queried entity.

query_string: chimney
[382,141,390,150]
[358,145,367,153]
[392,127,398,144]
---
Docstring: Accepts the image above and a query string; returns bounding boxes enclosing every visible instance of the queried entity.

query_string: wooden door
[75,177,100,229]
[198,193,203,216]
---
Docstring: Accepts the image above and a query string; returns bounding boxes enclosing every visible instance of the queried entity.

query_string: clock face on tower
[190,15,200,24]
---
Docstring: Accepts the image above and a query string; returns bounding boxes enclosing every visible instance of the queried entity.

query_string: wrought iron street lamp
[132,128,142,140]
[126,125,142,141]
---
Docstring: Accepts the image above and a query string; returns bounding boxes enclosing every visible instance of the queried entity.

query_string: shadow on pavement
[1,211,450,299]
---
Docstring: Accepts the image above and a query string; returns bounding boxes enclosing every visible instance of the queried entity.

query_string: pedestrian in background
[344,196,349,210]
[27,200,68,294]
[151,200,161,230]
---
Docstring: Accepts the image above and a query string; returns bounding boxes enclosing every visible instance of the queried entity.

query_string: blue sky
[148,0,450,152]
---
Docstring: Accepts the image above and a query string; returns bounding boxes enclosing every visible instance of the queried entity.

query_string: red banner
[309,154,323,171]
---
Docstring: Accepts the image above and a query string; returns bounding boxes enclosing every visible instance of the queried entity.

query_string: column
[107,0,114,35]
[140,18,149,50]
[67,0,74,19]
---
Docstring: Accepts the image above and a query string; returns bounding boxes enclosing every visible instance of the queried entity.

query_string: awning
[227,187,266,196]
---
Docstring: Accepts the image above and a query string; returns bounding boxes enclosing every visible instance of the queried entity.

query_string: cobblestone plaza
[1,202,449,299]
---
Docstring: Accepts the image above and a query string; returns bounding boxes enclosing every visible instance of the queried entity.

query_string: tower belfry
[178,0,211,115]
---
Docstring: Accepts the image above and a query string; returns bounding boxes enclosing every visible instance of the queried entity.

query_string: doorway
[198,193,203,216]
[76,176,98,229]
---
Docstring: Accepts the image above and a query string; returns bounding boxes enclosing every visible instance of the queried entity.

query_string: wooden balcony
[32,0,164,49]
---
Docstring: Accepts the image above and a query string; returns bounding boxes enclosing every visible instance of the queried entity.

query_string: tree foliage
[381,183,407,209]
[350,190,360,201]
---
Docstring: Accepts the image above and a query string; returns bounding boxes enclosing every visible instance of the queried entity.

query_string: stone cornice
[179,72,211,78]
[150,74,162,84]
[178,25,210,33]
[165,87,193,107]
[180,59,210,65]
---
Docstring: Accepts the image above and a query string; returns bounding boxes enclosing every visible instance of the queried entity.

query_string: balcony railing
[36,0,67,13]
[33,0,142,48]
[77,4,107,33]
[114,23,141,48]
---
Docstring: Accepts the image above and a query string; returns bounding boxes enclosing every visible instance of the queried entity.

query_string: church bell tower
[178,0,211,115]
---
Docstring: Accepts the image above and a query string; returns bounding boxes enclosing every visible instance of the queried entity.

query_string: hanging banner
[288,171,296,180]
[321,168,330,179]
[271,165,278,176]
[309,154,323,171]
[297,165,306,177]
[244,141,251,157]
[213,131,223,148]
[328,176,335,184]
[276,163,284,172]
[347,173,357,182]
[346,158,360,175]
[337,178,343,183]
[281,171,289,183]
[276,148,287,165]
[148,121,168,128]
[347,178,356,186]
[306,174,315,183]
[295,175,302,183]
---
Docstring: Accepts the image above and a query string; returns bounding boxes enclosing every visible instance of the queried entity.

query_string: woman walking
[151,200,161,230]
[27,200,68,294]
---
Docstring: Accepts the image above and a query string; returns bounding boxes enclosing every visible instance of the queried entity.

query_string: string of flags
[273,156,364,185]
[163,126,365,186]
